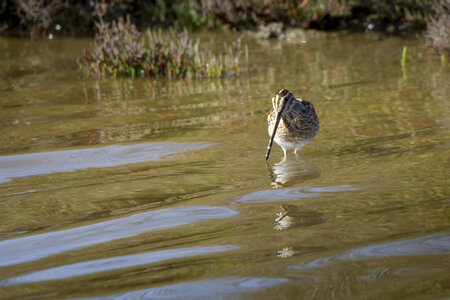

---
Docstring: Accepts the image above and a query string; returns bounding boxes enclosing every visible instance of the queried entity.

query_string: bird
[265,89,319,160]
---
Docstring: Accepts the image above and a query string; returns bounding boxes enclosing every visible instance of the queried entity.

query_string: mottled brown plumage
[266,89,319,160]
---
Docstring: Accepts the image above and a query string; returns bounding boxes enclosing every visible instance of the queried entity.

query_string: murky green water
[0,31,449,299]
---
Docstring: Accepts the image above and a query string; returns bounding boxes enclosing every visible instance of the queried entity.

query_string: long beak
[265,109,284,161]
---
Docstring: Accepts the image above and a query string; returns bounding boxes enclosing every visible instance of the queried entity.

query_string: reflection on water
[1,245,239,285]
[276,246,323,259]
[0,142,212,183]
[82,77,249,103]
[85,277,289,300]
[392,267,446,277]
[236,185,359,203]
[274,204,325,230]
[0,206,238,267]
[266,155,320,188]
[292,233,450,270]
[277,233,450,298]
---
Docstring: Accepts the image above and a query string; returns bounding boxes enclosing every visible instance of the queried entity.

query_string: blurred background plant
[425,0,449,55]
[193,0,432,31]
[0,0,438,36]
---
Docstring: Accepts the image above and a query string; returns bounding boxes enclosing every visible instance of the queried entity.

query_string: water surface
[0,32,449,299]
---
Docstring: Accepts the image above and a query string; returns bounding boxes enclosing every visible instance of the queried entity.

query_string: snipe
[265,89,319,160]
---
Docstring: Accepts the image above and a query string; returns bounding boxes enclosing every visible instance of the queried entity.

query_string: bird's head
[272,89,293,114]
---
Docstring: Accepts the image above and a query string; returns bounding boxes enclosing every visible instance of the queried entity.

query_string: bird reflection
[266,154,320,188]
[274,204,326,259]
[277,247,296,258]
[274,204,325,230]
[276,245,324,258]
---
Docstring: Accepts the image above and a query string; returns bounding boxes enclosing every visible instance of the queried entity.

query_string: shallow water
[0,31,449,299]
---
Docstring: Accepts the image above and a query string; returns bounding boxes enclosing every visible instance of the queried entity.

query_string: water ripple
[0,206,238,267]
[80,277,289,300]
[236,185,359,203]
[0,142,212,183]
[1,245,239,286]
[292,233,450,270]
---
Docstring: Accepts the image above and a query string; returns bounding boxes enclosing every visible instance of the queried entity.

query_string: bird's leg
[294,146,304,155]
[280,154,287,164]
